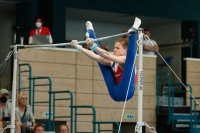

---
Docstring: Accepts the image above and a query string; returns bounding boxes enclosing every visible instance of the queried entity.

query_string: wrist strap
[77,45,83,52]
[90,43,97,51]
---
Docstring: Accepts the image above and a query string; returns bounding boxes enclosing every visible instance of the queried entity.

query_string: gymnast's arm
[71,40,111,66]
[86,38,126,64]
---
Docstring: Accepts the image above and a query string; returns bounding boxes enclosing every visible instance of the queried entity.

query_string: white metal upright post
[10,46,18,133]
[137,28,144,133]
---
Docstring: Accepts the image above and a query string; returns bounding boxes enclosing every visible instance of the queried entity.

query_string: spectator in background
[142,28,159,55]
[16,93,36,133]
[0,88,21,133]
[58,124,69,133]
[33,123,44,133]
[29,16,53,45]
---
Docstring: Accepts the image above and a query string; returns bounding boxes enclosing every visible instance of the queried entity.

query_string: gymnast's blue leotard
[86,28,137,102]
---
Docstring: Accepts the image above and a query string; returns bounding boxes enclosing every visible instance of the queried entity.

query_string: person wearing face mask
[29,16,53,45]
[0,88,21,133]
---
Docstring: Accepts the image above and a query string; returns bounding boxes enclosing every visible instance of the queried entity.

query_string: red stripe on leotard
[113,65,123,83]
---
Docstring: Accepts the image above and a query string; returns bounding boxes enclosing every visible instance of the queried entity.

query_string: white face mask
[35,22,42,28]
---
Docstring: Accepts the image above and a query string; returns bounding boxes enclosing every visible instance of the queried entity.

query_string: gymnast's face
[113,42,126,56]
